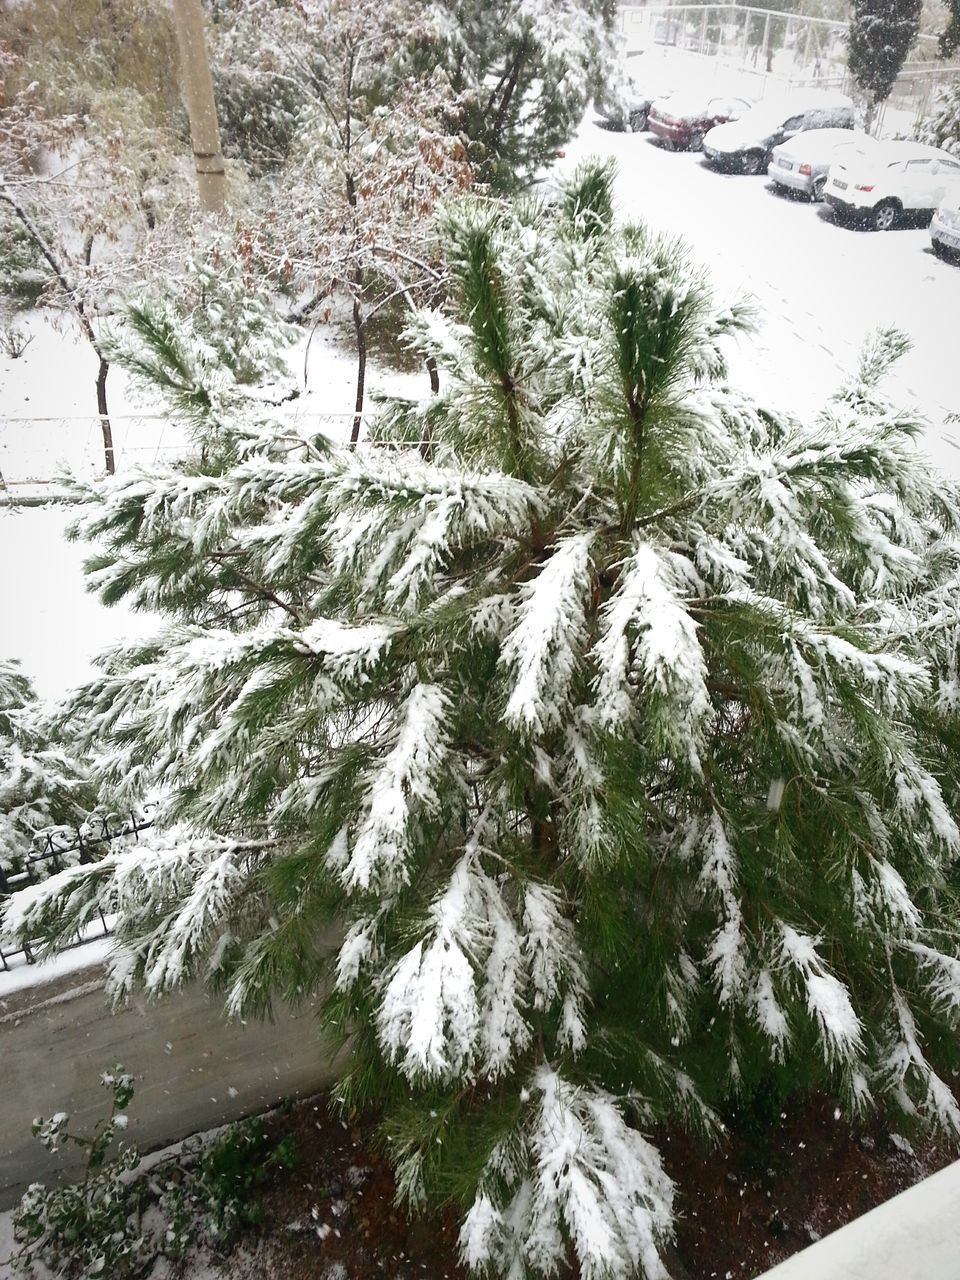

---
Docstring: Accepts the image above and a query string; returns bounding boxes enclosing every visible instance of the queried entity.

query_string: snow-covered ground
[0,926,112,998]
[0,505,157,699]
[0,310,425,486]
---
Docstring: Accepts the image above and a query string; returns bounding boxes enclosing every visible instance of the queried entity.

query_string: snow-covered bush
[0,660,97,885]
[6,161,960,1279]
[13,1068,145,1280]
[105,243,299,416]
[207,8,307,172]
[919,81,960,158]
[11,1066,296,1278]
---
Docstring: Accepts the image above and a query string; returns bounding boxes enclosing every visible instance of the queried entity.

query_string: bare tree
[213,0,471,441]
[0,45,194,473]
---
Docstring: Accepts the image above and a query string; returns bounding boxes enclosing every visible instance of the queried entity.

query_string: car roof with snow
[849,140,960,165]
[776,128,873,153]
[749,89,853,113]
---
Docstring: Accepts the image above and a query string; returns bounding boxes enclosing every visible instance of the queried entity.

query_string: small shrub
[10,1067,297,1277]
[12,1068,148,1279]
[159,1116,298,1254]
[0,324,34,359]
[918,82,960,158]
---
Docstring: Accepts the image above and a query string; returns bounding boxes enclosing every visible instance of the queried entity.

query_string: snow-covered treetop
[7,160,960,1279]
[423,0,618,187]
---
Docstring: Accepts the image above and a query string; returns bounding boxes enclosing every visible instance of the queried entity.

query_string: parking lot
[561,115,960,478]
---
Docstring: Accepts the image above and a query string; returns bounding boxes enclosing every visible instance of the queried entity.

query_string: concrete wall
[756,1158,960,1280]
[0,961,342,1209]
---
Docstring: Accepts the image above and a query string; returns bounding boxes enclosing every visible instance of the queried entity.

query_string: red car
[648,93,753,151]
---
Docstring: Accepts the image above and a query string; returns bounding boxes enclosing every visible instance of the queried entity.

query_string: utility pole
[171,0,226,214]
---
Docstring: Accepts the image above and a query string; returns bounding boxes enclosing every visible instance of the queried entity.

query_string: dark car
[647,92,753,151]
[703,92,854,174]
[595,71,675,133]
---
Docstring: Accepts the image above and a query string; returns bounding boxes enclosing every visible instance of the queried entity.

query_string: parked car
[824,141,960,230]
[768,129,876,201]
[931,195,960,260]
[648,92,753,151]
[703,92,854,174]
[595,71,675,133]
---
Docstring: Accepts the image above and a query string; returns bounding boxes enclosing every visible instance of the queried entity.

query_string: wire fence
[0,805,157,971]
[618,3,960,130]
[0,410,371,495]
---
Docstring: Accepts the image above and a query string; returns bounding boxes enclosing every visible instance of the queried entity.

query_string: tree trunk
[491,42,528,154]
[96,357,115,475]
[350,286,366,447]
[171,0,227,214]
[419,356,439,459]
[0,187,114,467]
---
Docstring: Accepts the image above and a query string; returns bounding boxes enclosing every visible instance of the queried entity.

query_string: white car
[824,141,960,230]
[931,196,960,261]
[768,129,875,201]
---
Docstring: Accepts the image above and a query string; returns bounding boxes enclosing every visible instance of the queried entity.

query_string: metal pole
[171,0,227,214]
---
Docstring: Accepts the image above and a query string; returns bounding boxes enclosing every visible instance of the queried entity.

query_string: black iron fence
[0,804,156,972]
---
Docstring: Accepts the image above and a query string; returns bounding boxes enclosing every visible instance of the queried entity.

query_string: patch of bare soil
[232,1090,958,1280]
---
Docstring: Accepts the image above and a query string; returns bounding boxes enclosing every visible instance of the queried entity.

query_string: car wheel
[687,129,705,152]
[629,108,648,132]
[741,150,765,175]
[933,239,950,260]
[871,200,899,232]
[812,174,827,201]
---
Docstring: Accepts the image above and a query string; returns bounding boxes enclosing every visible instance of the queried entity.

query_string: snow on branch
[883,988,960,1134]
[593,541,712,766]
[335,682,454,893]
[780,925,863,1067]
[501,533,594,737]
[462,1067,674,1280]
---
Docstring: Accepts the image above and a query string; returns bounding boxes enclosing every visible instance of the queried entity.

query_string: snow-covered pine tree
[919,80,960,157]
[420,0,619,188]
[6,160,960,1279]
[848,0,923,131]
[0,660,97,886]
[940,0,960,58]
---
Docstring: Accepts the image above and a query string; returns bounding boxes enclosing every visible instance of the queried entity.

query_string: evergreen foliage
[0,206,51,313]
[0,660,96,883]
[6,162,960,1278]
[107,244,299,408]
[419,0,619,188]
[919,80,960,156]
[940,0,960,58]
[848,0,923,121]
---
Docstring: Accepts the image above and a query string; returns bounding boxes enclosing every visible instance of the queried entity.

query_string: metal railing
[0,805,157,971]
[618,3,960,108]
[0,410,374,494]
